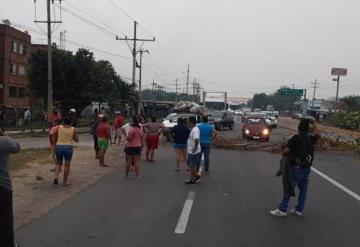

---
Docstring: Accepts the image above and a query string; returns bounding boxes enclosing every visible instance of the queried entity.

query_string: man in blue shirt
[197,116,218,173]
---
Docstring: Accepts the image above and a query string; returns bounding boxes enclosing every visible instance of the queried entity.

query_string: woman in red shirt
[96,116,111,167]
[113,112,124,144]
[125,115,144,178]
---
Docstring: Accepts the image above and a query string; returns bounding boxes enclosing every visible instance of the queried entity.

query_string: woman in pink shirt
[125,115,144,178]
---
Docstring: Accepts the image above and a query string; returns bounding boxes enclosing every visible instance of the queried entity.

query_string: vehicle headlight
[245,129,250,135]
[263,129,269,135]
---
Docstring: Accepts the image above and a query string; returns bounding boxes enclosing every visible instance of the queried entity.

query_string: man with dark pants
[0,129,21,247]
[197,116,217,173]
[185,117,201,184]
[270,118,320,217]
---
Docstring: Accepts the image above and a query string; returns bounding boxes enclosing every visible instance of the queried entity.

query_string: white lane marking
[199,166,203,176]
[174,191,195,234]
[312,167,360,202]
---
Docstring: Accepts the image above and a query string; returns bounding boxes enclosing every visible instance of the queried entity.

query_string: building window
[18,87,26,97]
[11,41,17,53]
[19,66,26,76]
[10,63,17,75]
[20,44,26,55]
[9,86,17,97]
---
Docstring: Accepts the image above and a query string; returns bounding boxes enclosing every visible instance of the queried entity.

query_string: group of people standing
[171,115,218,184]
[91,112,164,179]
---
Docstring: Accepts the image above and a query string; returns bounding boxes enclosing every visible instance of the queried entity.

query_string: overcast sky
[1,0,360,99]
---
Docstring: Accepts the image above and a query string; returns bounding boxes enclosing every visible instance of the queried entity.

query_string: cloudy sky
[1,0,360,99]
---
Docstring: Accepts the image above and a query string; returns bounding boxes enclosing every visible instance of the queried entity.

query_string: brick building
[0,24,32,125]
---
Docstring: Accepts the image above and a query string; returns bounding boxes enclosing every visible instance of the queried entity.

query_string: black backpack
[294,134,314,167]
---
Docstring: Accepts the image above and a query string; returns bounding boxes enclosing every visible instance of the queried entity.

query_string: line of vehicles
[161,108,279,142]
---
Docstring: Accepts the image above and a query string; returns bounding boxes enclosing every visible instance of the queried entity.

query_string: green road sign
[280,88,304,96]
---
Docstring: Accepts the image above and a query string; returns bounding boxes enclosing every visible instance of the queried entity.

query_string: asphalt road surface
[13,119,360,246]
[16,144,360,247]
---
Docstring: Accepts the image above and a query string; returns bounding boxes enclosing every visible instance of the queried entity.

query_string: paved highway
[15,143,360,246]
[13,118,360,246]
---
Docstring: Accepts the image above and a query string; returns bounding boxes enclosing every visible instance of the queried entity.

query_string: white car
[162,113,178,129]
[263,111,278,128]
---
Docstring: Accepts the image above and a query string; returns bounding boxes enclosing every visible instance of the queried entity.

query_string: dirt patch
[10,148,52,171]
[214,124,360,157]
[12,145,123,229]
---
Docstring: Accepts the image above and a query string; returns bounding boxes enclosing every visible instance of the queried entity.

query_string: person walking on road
[49,119,62,172]
[91,111,101,159]
[23,108,31,131]
[53,117,79,186]
[270,118,320,217]
[197,116,218,173]
[143,117,163,162]
[47,108,62,130]
[0,129,20,247]
[113,111,124,144]
[170,117,190,171]
[96,116,112,167]
[185,116,202,184]
[124,115,144,179]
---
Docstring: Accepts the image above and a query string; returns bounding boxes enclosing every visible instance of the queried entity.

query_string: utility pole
[311,79,319,108]
[224,92,228,111]
[46,0,53,113]
[334,75,340,110]
[152,78,156,118]
[192,78,197,102]
[302,89,308,117]
[186,64,190,95]
[137,49,149,112]
[116,21,155,113]
[152,78,156,91]
[175,79,178,105]
[203,91,206,107]
[34,0,62,114]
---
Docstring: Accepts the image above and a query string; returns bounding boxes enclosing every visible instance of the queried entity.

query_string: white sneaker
[270,209,287,217]
[290,208,303,217]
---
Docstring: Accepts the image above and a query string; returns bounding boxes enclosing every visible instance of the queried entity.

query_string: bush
[326,112,360,130]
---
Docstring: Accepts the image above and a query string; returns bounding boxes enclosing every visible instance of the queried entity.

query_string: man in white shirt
[185,116,202,184]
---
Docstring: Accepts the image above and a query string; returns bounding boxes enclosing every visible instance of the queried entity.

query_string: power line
[106,0,136,22]
[63,0,127,36]
[54,3,119,39]
[116,21,155,113]
[8,21,131,61]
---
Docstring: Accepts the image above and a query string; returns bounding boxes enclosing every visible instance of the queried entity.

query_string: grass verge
[10,148,52,171]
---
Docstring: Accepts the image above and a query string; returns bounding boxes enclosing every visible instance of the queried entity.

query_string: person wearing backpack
[270,118,320,217]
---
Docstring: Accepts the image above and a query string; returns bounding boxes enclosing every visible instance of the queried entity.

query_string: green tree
[252,93,269,110]
[269,87,301,112]
[27,48,138,115]
[339,95,360,112]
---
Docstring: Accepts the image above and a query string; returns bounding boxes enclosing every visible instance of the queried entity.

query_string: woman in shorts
[96,116,112,167]
[125,115,144,178]
[170,118,190,171]
[53,117,79,186]
[143,117,164,162]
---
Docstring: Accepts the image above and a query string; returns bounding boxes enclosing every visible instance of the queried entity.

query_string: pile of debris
[174,101,206,115]
[213,135,282,153]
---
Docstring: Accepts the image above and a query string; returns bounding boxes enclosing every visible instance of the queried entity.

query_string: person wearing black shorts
[124,116,144,178]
